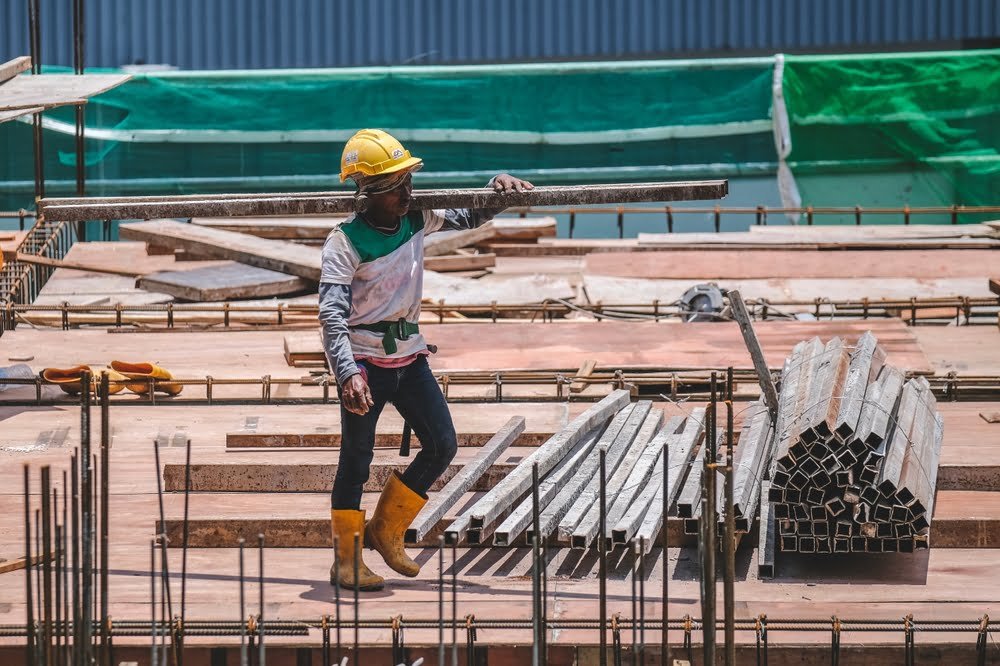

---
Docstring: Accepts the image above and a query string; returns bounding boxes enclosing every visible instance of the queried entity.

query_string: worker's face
[369,173,413,219]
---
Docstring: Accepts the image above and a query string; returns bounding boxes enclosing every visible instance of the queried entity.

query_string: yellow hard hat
[340,129,423,183]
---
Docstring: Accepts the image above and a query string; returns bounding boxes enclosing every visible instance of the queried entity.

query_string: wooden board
[120,219,323,280]
[0,56,31,83]
[423,252,496,272]
[0,106,42,123]
[281,319,931,373]
[137,262,310,301]
[580,275,994,306]
[492,216,557,240]
[747,224,1000,240]
[0,73,131,111]
[990,278,1000,296]
[424,222,496,256]
[584,249,1000,280]
[190,216,345,240]
[912,327,1000,375]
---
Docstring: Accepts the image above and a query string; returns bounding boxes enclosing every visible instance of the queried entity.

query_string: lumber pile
[766,332,944,554]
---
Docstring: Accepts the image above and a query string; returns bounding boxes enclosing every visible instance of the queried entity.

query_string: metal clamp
[903,614,915,666]
[831,615,841,666]
[391,614,405,665]
[976,614,989,666]
[755,614,768,666]
[611,613,623,666]
[465,614,477,666]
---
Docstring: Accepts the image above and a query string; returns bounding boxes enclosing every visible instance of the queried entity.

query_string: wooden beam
[2,250,143,277]
[424,222,496,257]
[990,278,1000,296]
[0,56,31,83]
[120,220,322,281]
[406,416,524,544]
[137,263,310,302]
[570,359,598,394]
[38,181,729,222]
[0,73,131,112]
[727,289,780,420]
[422,252,496,272]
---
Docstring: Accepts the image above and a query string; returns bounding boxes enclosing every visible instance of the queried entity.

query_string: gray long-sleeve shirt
[318,199,504,385]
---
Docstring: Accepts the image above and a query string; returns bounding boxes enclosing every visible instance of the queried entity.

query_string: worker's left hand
[492,174,534,193]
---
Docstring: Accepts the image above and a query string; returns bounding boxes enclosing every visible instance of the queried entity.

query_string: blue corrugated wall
[3,0,999,70]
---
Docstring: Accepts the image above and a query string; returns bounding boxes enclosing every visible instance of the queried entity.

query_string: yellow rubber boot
[366,472,427,577]
[40,365,92,395]
[330,509,384,591]
[110,361,183,396]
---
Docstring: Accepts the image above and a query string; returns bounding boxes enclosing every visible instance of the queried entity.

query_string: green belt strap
[350,318,420,355]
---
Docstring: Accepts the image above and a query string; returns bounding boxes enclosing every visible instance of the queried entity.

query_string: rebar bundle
[767,332,944,554]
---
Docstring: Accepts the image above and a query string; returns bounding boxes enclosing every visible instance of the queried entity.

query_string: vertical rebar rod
[62,471,69,666]
[702,378,717,666]
[531,463,542,666]
[55,506,62,666]
[71,454,80,666]
[661,437,668,665]
[41,467,53,666]
[353,534,360,663]
[151,539,158,666]
[258,533,265,666]
[239,539,247,666]
[28,0,45,199]
[99,372,110,666]
[333,535,341,662]
[150,434,175,664]
[439,535,445,666]
[72,0,85,204]
[179,436,193,666]
[35,509,42,666]
[723,369,736,666]
[639,536,646,664]
[451,538,458,666]
[81,373,93,665]
[24,465,36,665]
[599,446,608,666]
[531,534,541,666]
[631,541,637,666]
[92,453,99,650]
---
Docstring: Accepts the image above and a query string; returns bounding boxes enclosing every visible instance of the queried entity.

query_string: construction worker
[321,129,533,590]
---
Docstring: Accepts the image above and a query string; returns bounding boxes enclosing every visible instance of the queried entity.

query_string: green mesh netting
[0,58,777,211]
[783,49,1000,220]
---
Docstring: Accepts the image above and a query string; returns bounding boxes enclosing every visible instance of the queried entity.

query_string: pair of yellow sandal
[39,361,183,396]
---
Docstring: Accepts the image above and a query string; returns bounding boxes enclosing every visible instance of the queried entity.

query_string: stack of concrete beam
[443,389,706,552]
[767,332,943,554]
[678,401,775,538]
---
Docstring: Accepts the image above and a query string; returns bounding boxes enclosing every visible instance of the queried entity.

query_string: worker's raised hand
[342,372,375,416]
[492,174,534,194]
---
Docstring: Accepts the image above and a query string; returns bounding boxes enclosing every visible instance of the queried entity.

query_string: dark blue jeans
[331,355,458,509]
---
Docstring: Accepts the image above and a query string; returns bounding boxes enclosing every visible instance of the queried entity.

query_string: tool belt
[350,318,419,355]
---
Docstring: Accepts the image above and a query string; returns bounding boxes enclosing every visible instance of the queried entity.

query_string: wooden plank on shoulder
[120,219,322,280]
